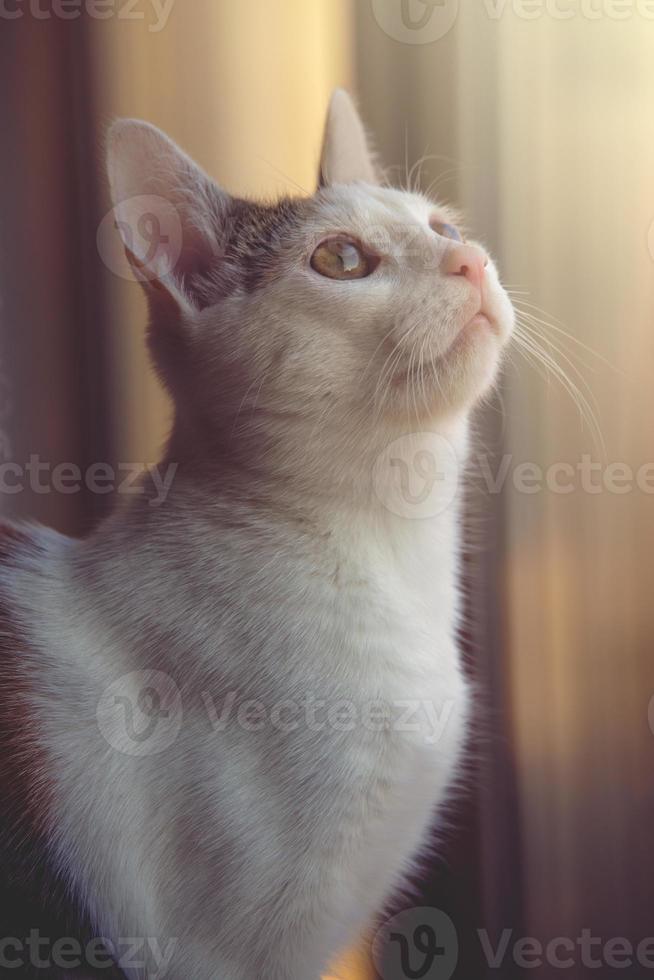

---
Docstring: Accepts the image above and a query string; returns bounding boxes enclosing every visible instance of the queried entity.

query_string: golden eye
[430,220,464,243]
[310,236,379,281]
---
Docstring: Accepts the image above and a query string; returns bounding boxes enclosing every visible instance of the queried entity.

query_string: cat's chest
[293,555,469,934]
[278,538,467,759]
[206,518,466,729]
[316,531,461,691]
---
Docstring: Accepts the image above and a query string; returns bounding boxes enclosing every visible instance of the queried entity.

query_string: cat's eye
[310,236,379,281]
[430,220,464,243]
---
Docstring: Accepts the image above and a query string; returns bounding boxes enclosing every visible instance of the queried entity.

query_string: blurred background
[2,1,654,977]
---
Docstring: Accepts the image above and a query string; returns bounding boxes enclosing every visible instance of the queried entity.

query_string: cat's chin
[440,323,503,405]
[390,314,503,417]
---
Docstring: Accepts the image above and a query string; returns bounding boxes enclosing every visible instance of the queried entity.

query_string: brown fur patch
[191,195,310,304]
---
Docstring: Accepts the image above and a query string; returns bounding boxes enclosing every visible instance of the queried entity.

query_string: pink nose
[442,243,487,289]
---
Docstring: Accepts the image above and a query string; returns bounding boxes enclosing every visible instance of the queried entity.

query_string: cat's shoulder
[0,518,73,704]
[0,521,42,644]
[0,518,39,561]
[0,518,69,570]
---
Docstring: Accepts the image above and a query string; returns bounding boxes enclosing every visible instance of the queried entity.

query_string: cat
[0,90,514,979]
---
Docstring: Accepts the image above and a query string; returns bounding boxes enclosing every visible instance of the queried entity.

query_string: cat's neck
[63,415,470,655]
[160,407,471,524]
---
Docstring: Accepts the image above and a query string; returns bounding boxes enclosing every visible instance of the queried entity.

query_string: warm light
[324,945,373,980]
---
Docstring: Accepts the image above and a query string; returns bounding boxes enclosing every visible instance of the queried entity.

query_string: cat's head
[106,91,514,468]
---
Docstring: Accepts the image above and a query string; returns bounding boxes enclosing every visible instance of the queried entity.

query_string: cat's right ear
[318,90,379,189]
[106,120,230,315]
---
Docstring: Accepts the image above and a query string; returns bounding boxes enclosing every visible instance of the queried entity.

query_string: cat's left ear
[106,119,230,314]
[318,90,380,189]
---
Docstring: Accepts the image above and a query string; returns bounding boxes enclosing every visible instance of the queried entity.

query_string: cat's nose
[442,243,487,289]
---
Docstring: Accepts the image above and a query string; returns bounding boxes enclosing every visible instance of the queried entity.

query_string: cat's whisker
[423,169,460,200]
[404,126,411,195]
[511,300,621,374]
[419,332,444,415]
[503,288,609,455]
[515,317,604,415]
[308,391,342,443]
[487,386,508,436]
[231,370,270,440]
[404,151,462,196]
[359,323,408,387]
[512,321,606,456]
[408,153,431,195]
[371,342,399,413]
[508,290,600,352]
[255,155,312,196]
[371,321,417,406]
[408,336,424,426]
[373,337,410,420]
[404,330,420,424]
[248,368,271,426]
[417,332,430,414]
[372,318,428,421]
[508,296,566,322]
[509,333,552,385]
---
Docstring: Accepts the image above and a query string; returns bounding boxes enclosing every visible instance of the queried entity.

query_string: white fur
[2,93,514,978]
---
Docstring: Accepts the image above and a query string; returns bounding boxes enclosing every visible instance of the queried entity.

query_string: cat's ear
[318,90,379,189]
[106,119,230,314]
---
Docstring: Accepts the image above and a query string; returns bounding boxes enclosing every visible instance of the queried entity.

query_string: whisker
[407,333,423,426]
[360,323,405,386]
[372,336,408,419]
[417,332,430,414]
[256,156,311,196]
[424,169,460,200]
[425,341,448,407]
[231,369,270,439]
[512,322,606,456]
[404,126,410,195]
[512,300,620,373]
[510,333,552,385]
[248,369,270,424]
[372,319,426,421]
[516,317,604,416]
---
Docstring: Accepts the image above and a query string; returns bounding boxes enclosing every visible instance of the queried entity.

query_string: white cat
[0,91,514,979]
